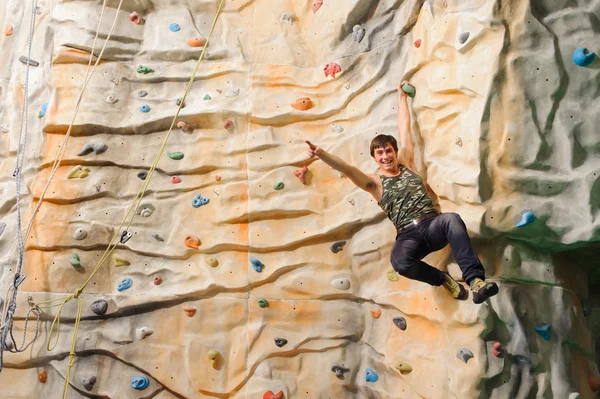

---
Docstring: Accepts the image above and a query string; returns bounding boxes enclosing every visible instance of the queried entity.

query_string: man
[305,81,498,304]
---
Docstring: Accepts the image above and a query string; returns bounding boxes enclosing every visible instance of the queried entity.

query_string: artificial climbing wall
[0,0,599,398]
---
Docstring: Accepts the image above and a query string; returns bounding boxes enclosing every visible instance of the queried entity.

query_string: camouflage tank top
[377,165,437,231]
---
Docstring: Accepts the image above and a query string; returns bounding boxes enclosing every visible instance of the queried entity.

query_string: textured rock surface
[0,0,598,398]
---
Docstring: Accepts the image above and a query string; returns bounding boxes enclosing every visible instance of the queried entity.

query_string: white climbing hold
[0,222,6,238]
[73,228,87,240]
[140,207,153,217]
[331,277,351,290]
[1,124,8,133]
[281,13,294,24]
[226,88,239,98]
[111,78,119,85]
[348,199,355,206]
[135,327,154,340]
[105,95,118,104]
[214,188,219,196]
[352,25,365,43]
[330,123,344,133]
[457,348,474,363]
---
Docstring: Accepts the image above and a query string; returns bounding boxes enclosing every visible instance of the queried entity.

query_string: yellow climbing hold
[206,258,219,268]
[395,362,413,373]
[207,349,219,368]
[387,268,399,281]
[112,255,130,267]
[68,165,90,179]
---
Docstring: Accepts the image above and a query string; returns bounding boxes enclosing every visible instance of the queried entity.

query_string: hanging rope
[32,1,226,397]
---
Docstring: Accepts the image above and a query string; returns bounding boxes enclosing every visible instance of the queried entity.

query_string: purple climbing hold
[393,316,407,330]
[91,299,108,315]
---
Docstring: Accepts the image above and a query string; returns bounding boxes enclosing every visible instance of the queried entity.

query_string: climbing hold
[69,254,81,269]
[352,25,365,43]
[77,142,108,156]
[137,171,147,180]
[324,62,341,78]
[226,88,239,98]
[139,104,151,113]
[38,102,48,118]
[136,65,154,74]
[138,90,148,97]
[393,317,407,330]
[330,240,346,253]
[73,228,87,240]
[250,257,264,272]
[152,233,164,242]
[582,298,592,317]
[175,97,185,107]
[153,276,162,285]
[117,278,133,292]
[0,221,6,238]
[224,120,234,129]
[401,83,416,98]
[203,94,211,101]
[169,23,180,32]
[589,376,600,392]
[274,338,287,347]
[258,298,269,308]
[312,0,323,13]
[112,255,130,267]
[120,230,132,244]
[183,305,197,317]
[177,121,191,131]
[534,323,551,340]
[458,32,470,44]
[171,176,181,184]
[38,371,48,383]
[414,39,421,48]
[184,235,201,249]
[208,349,220,368]
[105,95,118,104]
[215,175,222,181]
[187,36,207,47]
[331,278,351,290]
[128,11,143,25]
[395,362,413,373]
[365,368,378,382]
[457,348,474,363]
[4,24,13,36]
[206,258,219,268]
[455,137,463,147]
[370,308,381,319]
[136,327,154,340]
[263,391,284,399]
[131,376,149,390]
[82,376,96,391]
[387,268,399,281]
[572,48,595,67]
[274,182,284,190]
[280,13,294,24]
[68,165,91,179]
[91,299,108,315]
[192,194,210,208]
[139,206,153,217]
[332,365,350,379]
[491,342,503,357]
[19,56,39,67]
[516,211,536,227]
[1,124,8,133]
[330,123,344,133]
[293,166,308,185]
[167,151,184,160]
[291,97,312,111]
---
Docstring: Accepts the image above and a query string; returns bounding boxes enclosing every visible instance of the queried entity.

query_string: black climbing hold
[120,230,132,244]
[18,55,39,67]
[330,240,346,253]
[331,365,350,379]
[393,317,407,330]
[138,90,148,97]
[91,299,108,315]
[77,142,107,156]
[176,97,185,107]
[458,32,470,44]
[457,348,474,363]
[82,376,96,391]
[137,171,147,180]
[274,338,287,347]
[152,233,164,242]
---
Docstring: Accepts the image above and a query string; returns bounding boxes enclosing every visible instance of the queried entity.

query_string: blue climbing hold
[250,257,264,272]
[131,376,149,390]
[192,194,210,208]
[139,105,150,113]
[572,48,595,67]
[38,102,48,118]
[365,368,378,382]
[169,23,180,32]
[516,211,536,228]
[117,278,133,292]
[534,323,551,341]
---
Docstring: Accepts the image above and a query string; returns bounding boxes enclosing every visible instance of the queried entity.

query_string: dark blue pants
[390,213,486,286]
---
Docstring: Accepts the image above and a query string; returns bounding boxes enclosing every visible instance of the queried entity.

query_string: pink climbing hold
[414,39,421,48]
[293,165,308,185]
[177,121,191,131]
[154,276,162,285]
[171,176,181,184]
[324,62,341,78]
[263,391,284,399]
[128,11,142,25]
[224,120,233,129]
[312,0,323,13]
[491,342,503,357]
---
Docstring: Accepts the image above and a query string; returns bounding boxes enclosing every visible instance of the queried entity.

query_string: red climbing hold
[324,62,341,78]
[263,391,284,399]
[491,342,503,357]
[414,39,421,48]
[224,119,233,129]
[312,0,323,13]
[128,12,142,25]
[38,371,48,383]
[171,176,181,184]
[154,276,163,285]
[293,165,308,185]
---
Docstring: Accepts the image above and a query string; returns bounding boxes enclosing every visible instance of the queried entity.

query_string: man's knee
[392,260,419,278]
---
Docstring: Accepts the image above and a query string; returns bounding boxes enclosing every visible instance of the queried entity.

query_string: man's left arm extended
[397,85,418,173]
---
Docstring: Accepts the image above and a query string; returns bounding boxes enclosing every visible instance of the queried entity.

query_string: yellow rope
[33,1,226,397]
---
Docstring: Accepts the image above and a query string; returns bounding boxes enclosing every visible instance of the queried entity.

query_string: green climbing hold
[137,65,154,74]
[167,151,184,160]
[274,182,284,190]
[203,94,211,100]
[401,83,415,98]
[387,268,399,281]
[258,298,269,308]
[69,254,81,269]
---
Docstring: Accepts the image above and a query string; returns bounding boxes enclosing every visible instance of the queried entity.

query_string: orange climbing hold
[4,24,13,36]
[293,165,308,185]
[187,36,207,47]
[128,11,142,24]
[183,305,197,317]
[38,371,47,383]
[324,62,341,78]
[184,235,201,249]
[177,121,191,131]
[215,175,222,181]
[370,309,381,319]
[312,0,323,13]
[263,391,284,399]
[291,97,313,111]
[414,39,421,48]
[224,119,233,129]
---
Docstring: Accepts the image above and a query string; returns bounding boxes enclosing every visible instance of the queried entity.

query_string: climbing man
[305,81,498,304]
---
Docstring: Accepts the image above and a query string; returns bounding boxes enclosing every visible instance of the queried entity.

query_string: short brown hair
[370,134,398,157]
